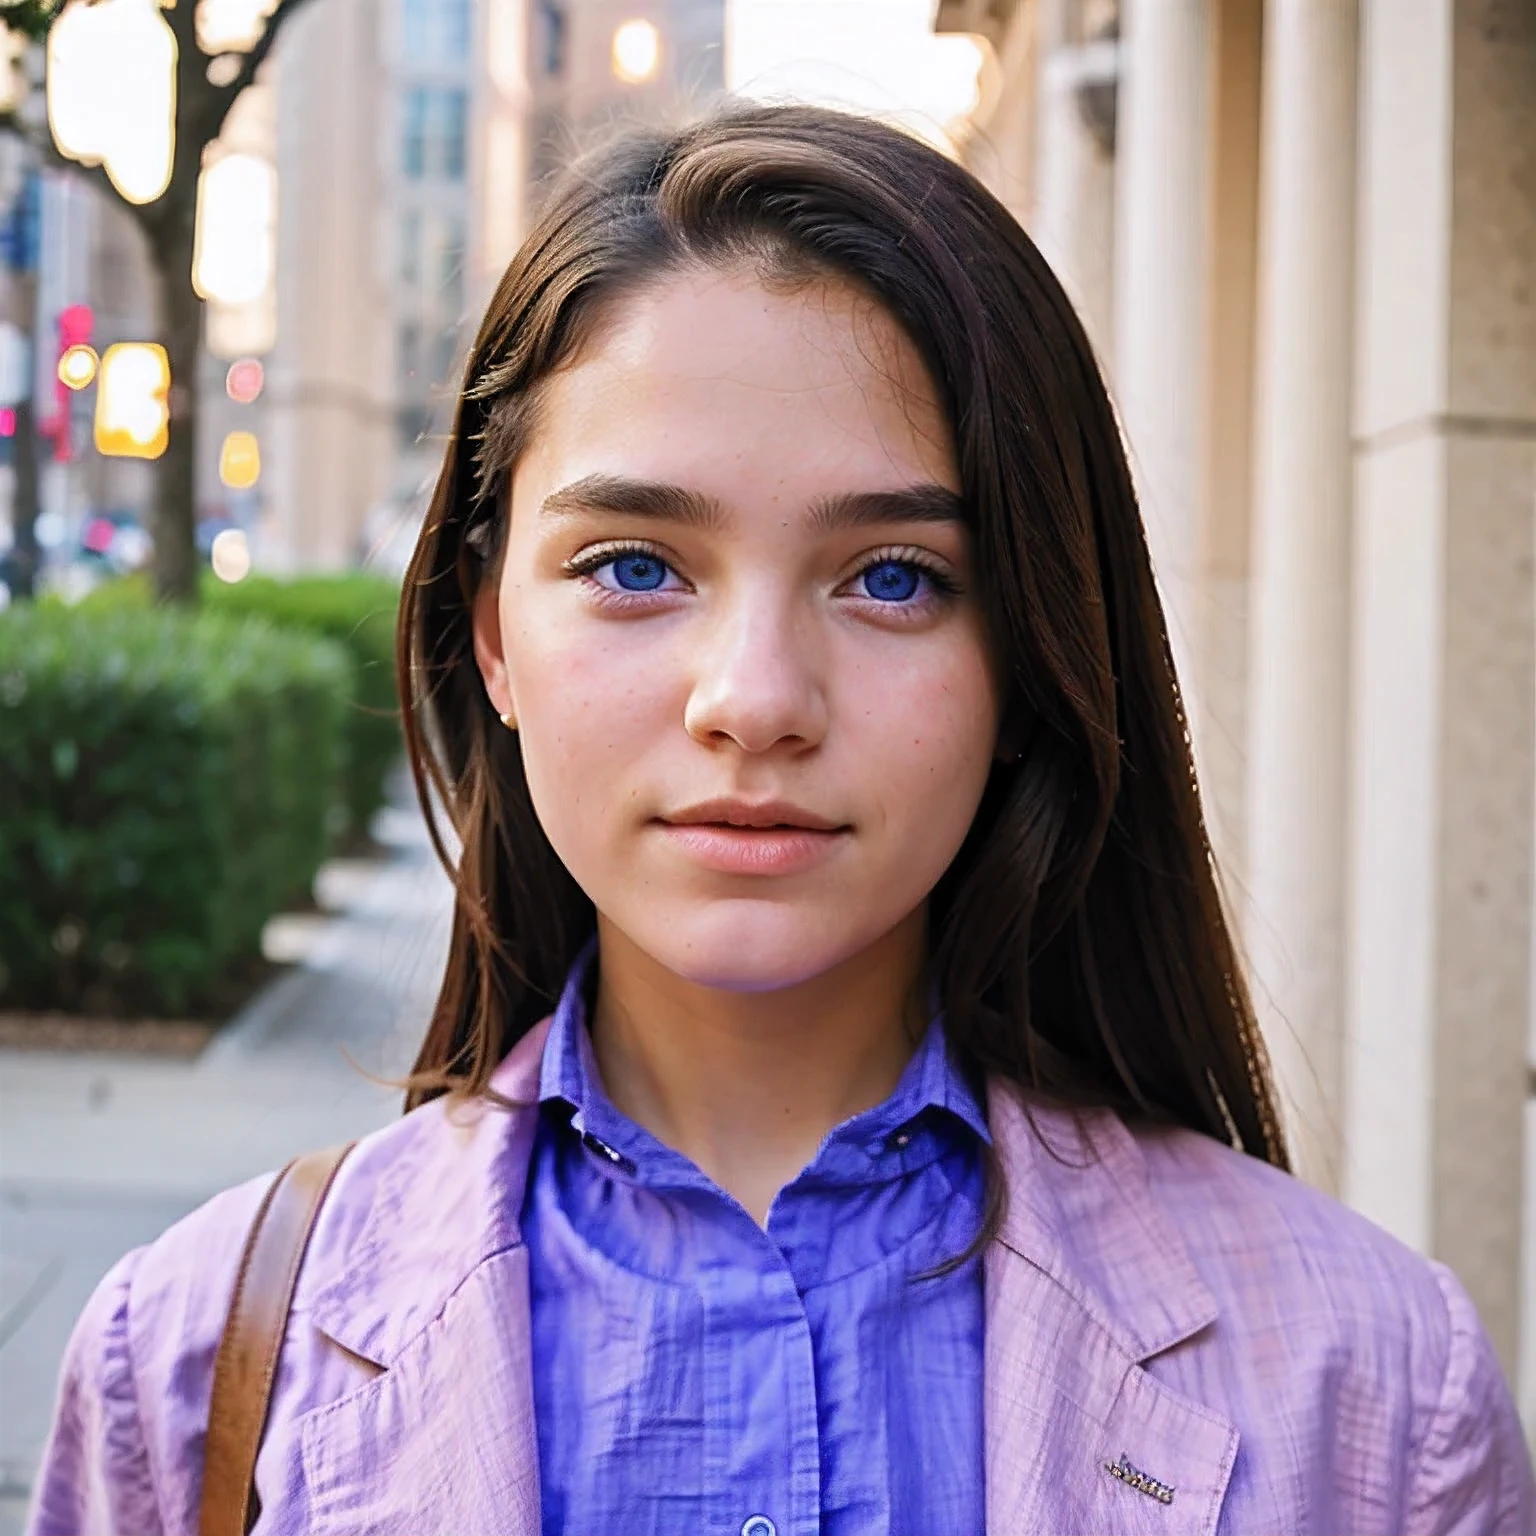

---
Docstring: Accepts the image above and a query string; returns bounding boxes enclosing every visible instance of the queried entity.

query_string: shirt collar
[538,943,991,1184]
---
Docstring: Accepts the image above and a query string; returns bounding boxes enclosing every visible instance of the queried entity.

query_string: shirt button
[580,1131,635,1173]
[740,1519,777,1536]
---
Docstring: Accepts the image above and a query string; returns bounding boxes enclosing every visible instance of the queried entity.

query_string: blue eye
[860,560,923,603]
[608,553,668,591]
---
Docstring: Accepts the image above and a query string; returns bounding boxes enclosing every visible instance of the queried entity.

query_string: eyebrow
[539,474,966,532]
[539,474,725,528]
[808,484,967,532]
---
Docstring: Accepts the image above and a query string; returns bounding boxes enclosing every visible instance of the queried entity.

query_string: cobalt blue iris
[611,554,666,591]
[862,560,920,602]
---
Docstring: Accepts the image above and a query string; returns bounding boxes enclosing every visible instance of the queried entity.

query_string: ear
[471,575,516,720]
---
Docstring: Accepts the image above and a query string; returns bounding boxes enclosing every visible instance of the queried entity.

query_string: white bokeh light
[47,0,177,205]
[196,0,276,55]
[193,153,277,307]
[210,528,252,583]
[726,0,987,153]
[612,19,661,84]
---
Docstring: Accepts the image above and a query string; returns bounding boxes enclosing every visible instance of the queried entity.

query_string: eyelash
[562,541,963,611]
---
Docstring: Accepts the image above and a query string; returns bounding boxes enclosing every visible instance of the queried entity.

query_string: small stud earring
[499,711,517,731]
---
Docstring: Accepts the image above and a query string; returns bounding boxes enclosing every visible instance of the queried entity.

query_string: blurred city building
[524,0,725,205]
[259,0,393,571]
[384,0,474,526]
[938,0,1536,1421]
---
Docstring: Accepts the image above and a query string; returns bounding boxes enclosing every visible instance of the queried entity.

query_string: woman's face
[474,267,1002,994]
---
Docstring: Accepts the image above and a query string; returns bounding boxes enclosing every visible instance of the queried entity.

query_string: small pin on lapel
[1104,1453,1176,1505]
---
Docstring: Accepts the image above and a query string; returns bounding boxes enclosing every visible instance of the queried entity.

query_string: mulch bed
[0,957,291,1058]
[0,1013,217,1057]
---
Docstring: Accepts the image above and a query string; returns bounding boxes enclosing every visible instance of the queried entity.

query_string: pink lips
[655,798,849,876]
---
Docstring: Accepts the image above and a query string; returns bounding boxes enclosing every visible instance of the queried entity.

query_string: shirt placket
[701,1249,821,1536]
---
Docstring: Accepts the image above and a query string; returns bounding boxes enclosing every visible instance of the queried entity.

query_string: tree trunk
[149,212,202,603]
[10,393,38,598]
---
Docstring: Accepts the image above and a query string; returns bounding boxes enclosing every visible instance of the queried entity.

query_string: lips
[659,798,845,833]
[653,799,849,876]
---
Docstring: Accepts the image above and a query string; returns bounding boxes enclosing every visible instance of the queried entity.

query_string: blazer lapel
[295,1023,552,1536]
[984,1089,1240,1536]
[299,1246,541,1534]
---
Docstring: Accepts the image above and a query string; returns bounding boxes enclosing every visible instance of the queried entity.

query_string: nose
[683,585,830,755]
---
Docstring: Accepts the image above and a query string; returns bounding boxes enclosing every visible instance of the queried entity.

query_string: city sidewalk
[0,797,454,1533]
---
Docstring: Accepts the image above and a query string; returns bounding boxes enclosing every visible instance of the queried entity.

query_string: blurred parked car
[79,509,153,576]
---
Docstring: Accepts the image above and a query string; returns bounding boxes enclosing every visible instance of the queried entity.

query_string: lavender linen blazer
[29,1020,1535,1536]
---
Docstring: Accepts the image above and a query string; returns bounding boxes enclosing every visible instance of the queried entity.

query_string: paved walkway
[0,800,453,1533]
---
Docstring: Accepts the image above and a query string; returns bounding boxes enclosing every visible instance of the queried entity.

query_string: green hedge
[0,604,351,1015]
[202,574,402,838]
[80,571,404,839]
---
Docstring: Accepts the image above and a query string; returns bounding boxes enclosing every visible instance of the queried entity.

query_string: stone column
[1198,0,1262,877]
[1112,0,1212,715]
[1032,0,1115,361]
[1243,0,1359,1192]
[1345,0,1536,1381]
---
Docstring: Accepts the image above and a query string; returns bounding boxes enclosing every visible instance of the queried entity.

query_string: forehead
[512,267,958,513]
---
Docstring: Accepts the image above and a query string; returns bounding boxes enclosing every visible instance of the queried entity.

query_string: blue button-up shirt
[521,957,990,1536]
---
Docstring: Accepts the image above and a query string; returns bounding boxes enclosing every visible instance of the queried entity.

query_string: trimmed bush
[0,603,351,1015]
[202,573,402,838]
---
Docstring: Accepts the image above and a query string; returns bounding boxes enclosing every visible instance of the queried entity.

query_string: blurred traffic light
[58,344,99,390]
[94,342,170,458]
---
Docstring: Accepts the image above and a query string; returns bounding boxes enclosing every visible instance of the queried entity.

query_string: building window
[433,326,459,383]
[430,213,465,316]
[399,210,421,285]
[441,90,467,180]
[402,0,470,61]
[401,88,469,181]
[402,91,428,179]
[535,0,566,76]
[397,404,435,449]
[398,320,421,380]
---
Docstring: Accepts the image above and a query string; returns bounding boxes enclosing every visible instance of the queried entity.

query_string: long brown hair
[397,103,1286,1169]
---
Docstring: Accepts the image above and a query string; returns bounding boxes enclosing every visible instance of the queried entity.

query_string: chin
[627,901,885,996]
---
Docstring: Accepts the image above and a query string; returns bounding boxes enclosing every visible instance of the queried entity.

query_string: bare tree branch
[0,0,63,43]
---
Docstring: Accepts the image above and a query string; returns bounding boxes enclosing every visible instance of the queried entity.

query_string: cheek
[498,585,679,856]
[845,629,999,813]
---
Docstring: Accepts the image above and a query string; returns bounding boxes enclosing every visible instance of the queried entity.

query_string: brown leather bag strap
[199,1142,355,1536]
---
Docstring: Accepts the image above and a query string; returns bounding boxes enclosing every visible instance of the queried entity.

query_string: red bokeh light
[225,358,265,405]
[83,516,116,554]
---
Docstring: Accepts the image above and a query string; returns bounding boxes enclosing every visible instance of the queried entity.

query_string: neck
[588,914,929,1226]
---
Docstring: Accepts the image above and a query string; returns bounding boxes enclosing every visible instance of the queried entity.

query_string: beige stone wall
[1346,0,1536,1379]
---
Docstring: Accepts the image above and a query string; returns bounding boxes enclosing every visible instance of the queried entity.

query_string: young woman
[29,106,1533,1536]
